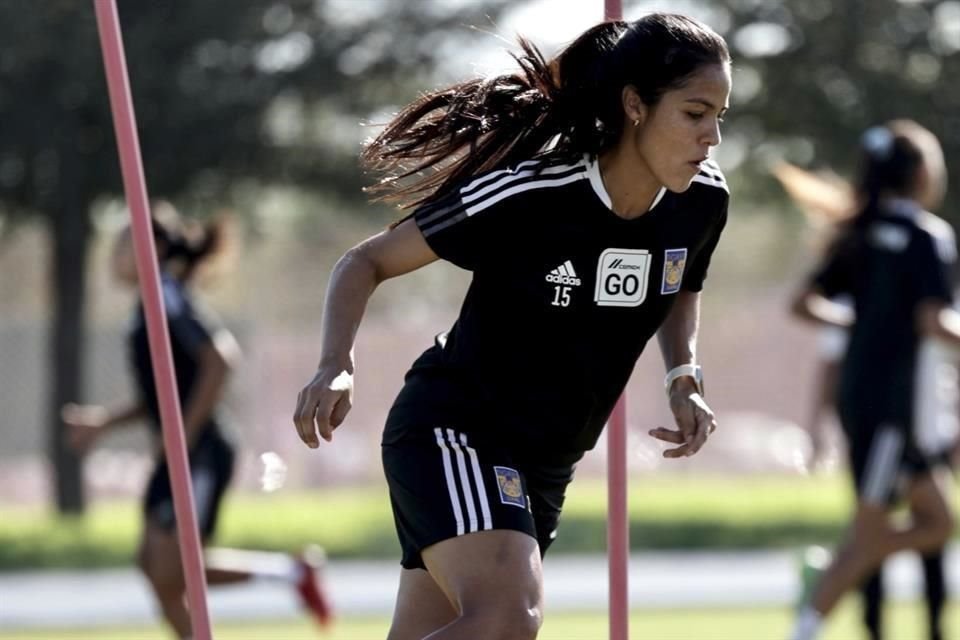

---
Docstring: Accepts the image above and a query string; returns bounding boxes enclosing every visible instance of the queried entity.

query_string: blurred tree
[0,0,506,513]
[708,0,960,220]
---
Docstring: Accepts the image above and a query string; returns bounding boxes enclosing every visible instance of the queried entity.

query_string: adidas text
[546,273,581,286]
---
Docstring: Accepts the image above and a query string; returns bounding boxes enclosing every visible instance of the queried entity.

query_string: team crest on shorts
[494,466,526,508]
[661,248,687,294]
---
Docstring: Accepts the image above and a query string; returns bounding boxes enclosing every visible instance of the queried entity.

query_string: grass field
[3,474,958,638]
[0,474,870,570]
[1,601,957,640]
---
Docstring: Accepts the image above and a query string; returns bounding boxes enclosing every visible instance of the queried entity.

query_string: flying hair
[361,13,729,210]
[771,162,856,225]
[773,119,946,254]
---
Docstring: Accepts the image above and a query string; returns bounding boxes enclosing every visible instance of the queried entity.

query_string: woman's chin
[665,176,695,193]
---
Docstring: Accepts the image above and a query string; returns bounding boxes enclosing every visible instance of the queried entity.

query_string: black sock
[921,550,945,640]
[861,569,884,640]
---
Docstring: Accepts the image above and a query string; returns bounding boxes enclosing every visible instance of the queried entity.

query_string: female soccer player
[776,160,954,640]
[799,311,951,640]
[64,203,331,639]
[786,121,958,640]
[294,13,731,640]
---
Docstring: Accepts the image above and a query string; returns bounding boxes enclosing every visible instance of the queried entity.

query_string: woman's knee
[460,601,543,640]
[146,563,185,601]
[926,507,955,546]
[909,475,956,545]
[449,568,544,639]
[139,532,185,600]
[851,506,890,556]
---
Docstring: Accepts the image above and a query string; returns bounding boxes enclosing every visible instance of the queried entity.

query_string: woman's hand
[291,221,437,450]
[61,403,109,453]
[648,381,717,458]
[293,366,354,448]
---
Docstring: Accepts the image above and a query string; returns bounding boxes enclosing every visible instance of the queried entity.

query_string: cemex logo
[607,258,644,270]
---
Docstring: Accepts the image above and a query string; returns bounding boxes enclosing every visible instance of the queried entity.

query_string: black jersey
[128,273,230,442]
[386,154,728,455]
[813,199,956,426]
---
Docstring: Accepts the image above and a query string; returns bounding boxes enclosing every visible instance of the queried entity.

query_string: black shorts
[840,414,947,505]
[143,430,235,539]
[382,424,581,570]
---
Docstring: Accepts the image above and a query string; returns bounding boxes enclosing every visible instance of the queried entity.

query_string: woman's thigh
[421,528,544,615]
[387,568,457,640]
[138,523,184,593]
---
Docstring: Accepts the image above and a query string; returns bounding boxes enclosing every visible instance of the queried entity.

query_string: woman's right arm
[790,287,854,329]
[916,301,960,348]
[293,218,439,448]
[61,402,147,452]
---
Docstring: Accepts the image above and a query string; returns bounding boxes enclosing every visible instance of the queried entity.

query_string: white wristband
[664,364,704,396]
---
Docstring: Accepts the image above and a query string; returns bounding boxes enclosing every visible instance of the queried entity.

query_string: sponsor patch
[661,248,687,294]
[594,248,651,307]
[494,466,526,508]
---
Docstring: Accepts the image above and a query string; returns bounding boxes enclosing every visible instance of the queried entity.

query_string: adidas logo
[545,260,581,286]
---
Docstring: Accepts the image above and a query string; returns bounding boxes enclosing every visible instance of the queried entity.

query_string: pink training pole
[607,397,629,640]
[602,4,628,640]
[604,0,622,21]
[92,2,213,639]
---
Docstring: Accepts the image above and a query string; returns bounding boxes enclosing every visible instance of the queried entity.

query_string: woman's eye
[687,112,705,120]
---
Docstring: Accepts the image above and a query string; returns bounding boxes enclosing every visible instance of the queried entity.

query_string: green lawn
[0,473,955,570]
[1,601,956,640]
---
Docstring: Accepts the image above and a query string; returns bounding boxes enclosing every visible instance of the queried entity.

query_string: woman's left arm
[650,290,717,458]
[182,329,240,449]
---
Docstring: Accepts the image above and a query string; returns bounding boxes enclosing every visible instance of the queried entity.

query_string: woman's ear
[622,85,647,127]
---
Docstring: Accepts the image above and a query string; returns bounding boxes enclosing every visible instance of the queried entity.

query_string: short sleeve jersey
[128,273,224,436]
[387,154,729,454]
[813,199,956,425]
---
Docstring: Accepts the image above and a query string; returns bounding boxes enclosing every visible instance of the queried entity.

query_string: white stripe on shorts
[446,428,479,533]
[460,432,493,531]
[862,426,904,504]
[191,467,216,532]
[913,339,960,455]
[434,427,465,535]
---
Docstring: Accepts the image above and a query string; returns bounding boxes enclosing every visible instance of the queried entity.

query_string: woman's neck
[164,260,189,281]
[597,145,662,220]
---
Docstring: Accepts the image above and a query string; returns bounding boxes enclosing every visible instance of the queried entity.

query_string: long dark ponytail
[853,120,933,227]
[362,13,729,209]
[151,201,232,282]
[777,120,944,263]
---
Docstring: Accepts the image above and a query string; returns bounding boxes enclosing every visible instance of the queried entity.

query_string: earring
[633,119,640,127]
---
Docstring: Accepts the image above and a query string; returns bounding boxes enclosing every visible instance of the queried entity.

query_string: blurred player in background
[62,202,331,639]
[782,121,958,640]
[777,149,958,640]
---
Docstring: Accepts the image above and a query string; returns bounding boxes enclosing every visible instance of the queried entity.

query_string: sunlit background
[0,1,957,638]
